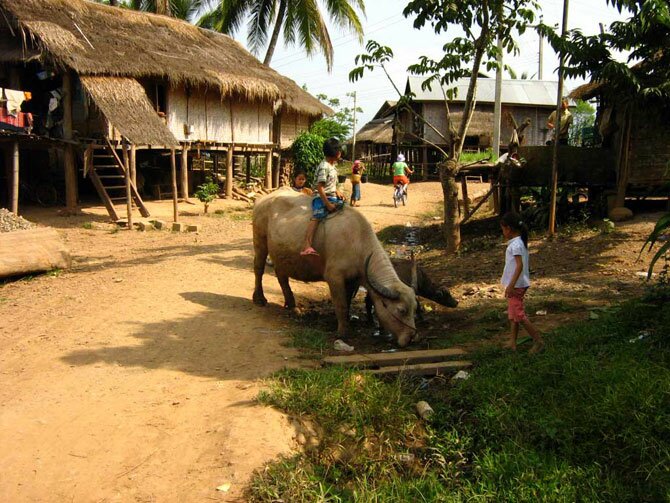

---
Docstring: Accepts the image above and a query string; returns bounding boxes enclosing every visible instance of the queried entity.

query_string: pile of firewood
[229,174,275,203]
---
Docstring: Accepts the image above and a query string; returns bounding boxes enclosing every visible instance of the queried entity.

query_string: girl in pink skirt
[500,212,544,354]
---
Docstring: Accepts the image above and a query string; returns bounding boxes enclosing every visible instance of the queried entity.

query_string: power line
[270,12,404,64]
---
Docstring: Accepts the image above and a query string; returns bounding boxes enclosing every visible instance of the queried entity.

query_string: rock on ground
[0,208,35,232]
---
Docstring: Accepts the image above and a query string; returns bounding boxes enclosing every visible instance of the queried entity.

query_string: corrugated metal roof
[406,76,566,107]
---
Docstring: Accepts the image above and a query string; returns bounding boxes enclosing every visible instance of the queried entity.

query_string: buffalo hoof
[253,293,267,306]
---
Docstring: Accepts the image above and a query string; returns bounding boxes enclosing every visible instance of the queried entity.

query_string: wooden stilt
[265,150,273,190]
[171,148,178,222]
[180,143,189,200]
[130,144,137,187]
[122,142,132,229]
[11,141,19,215]
[273,154,280,188]
[62,73,78,213]
[225,146,234,198]
[245,155,251,184]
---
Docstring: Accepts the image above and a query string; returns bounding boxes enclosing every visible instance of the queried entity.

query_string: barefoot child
[350,160,364,206]
[300,138,344,256]
[500,213,544,353]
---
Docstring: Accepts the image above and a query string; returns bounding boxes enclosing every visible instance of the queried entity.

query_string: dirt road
[0,181,453,502]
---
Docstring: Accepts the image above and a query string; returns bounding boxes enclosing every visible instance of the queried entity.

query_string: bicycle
[393,182,407,207]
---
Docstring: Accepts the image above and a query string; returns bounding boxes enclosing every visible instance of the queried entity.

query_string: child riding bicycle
[392,154,413,195]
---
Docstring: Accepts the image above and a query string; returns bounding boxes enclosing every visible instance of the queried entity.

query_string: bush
[292,132,325,184]
[194,177,219,213]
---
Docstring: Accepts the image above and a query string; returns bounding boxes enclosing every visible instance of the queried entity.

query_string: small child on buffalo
[292,170,313,196]
[500,212,544,354]
[300,137,344,256]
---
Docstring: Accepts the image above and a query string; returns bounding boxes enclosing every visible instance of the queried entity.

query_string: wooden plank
[366,360,472,376]
[0,228,71,279]
[323,348,467,368]
[88,166,119,221]
[171,148,178,222]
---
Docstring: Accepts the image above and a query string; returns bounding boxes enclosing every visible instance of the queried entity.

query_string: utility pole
[538,32,544,80]
[348,91,358,160]
[548,0,570,236]
[492,36,504,159]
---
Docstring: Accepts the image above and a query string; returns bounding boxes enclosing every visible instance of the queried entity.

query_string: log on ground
[0,228,72,279]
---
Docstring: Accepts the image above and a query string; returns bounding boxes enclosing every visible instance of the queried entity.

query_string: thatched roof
[0,0,329,116]
[275,75,332,116]
[80,76,178,146]
[569,82,602,101]
[354,117,393,144]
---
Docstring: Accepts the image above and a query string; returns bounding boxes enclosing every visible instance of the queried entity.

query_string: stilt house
[0,0,330,219]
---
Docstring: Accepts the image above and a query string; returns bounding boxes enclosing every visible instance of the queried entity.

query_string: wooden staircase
[85,142,150,221]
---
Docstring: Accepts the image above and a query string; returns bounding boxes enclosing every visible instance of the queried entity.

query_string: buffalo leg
[326,276,350,337]
[276,273,296,310]
[252,236,268,306]
[345,278,359,314]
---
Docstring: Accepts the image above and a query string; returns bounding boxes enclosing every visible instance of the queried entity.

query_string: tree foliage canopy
[539,0,670,103]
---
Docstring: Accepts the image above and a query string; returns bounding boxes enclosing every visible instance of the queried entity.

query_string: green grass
[285,327,330,352]
[249,292,670,502]
[460,149,496,165]
[81,222,93,230]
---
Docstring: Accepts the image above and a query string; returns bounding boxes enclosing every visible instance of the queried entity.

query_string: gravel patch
[0,208,35,232]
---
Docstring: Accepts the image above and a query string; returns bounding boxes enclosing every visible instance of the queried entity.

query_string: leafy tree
[539,0,670,104]
[309,119,349,142]
[569,99,596,146]
[292,132,325,183]
[199,0,366,70]
[352,0,539,253]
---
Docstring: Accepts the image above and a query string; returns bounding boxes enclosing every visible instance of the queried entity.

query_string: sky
[233,0,631,127]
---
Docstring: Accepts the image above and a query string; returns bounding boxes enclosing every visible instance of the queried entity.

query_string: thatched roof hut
[0,0,330,115]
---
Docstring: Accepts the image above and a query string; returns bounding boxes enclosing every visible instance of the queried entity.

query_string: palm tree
[96,0,205,21]
[199,0,366,70]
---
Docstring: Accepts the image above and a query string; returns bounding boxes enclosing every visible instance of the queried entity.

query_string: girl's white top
[501,236,530,288]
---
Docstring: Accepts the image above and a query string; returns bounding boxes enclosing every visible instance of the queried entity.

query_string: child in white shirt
[500,212,544,354]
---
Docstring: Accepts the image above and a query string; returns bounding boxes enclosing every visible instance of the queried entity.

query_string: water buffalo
[252,189,418,346]
[364,257,458,321]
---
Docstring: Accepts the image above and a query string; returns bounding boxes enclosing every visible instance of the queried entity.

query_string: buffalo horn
[365,254,400,300]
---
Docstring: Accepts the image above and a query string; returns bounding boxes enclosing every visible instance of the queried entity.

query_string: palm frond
[247,0,276,55]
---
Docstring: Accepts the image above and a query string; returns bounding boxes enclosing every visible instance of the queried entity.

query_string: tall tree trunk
[441,159,461,253]
[263,0,287,66]
[442,39,487,254]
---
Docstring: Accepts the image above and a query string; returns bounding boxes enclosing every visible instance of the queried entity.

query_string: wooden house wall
[279,111,312,149]
[420,102,495,145]
[168,87,273,144]
[628,107,670,186]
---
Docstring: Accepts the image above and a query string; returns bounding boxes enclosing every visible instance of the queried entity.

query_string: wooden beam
[129,144,137,187]
[180,143,189,200]
[62,73,78,212]
[171,148,178,222]
[122,142,133,229]
[366,360,472,377]
[225,145,234,198]
[323,348,467,368]
[245,155,251,184]
[11,141,19,215]
[265,150,272,189]
[273,153,280,188]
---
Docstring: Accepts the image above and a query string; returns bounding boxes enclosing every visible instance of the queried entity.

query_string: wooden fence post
[225,146,234,198]
[265,150,273,189]
[171,148,178,222]
[11,141,19,215]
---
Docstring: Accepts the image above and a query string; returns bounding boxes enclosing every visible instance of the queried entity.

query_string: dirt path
[0,181,449,502]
